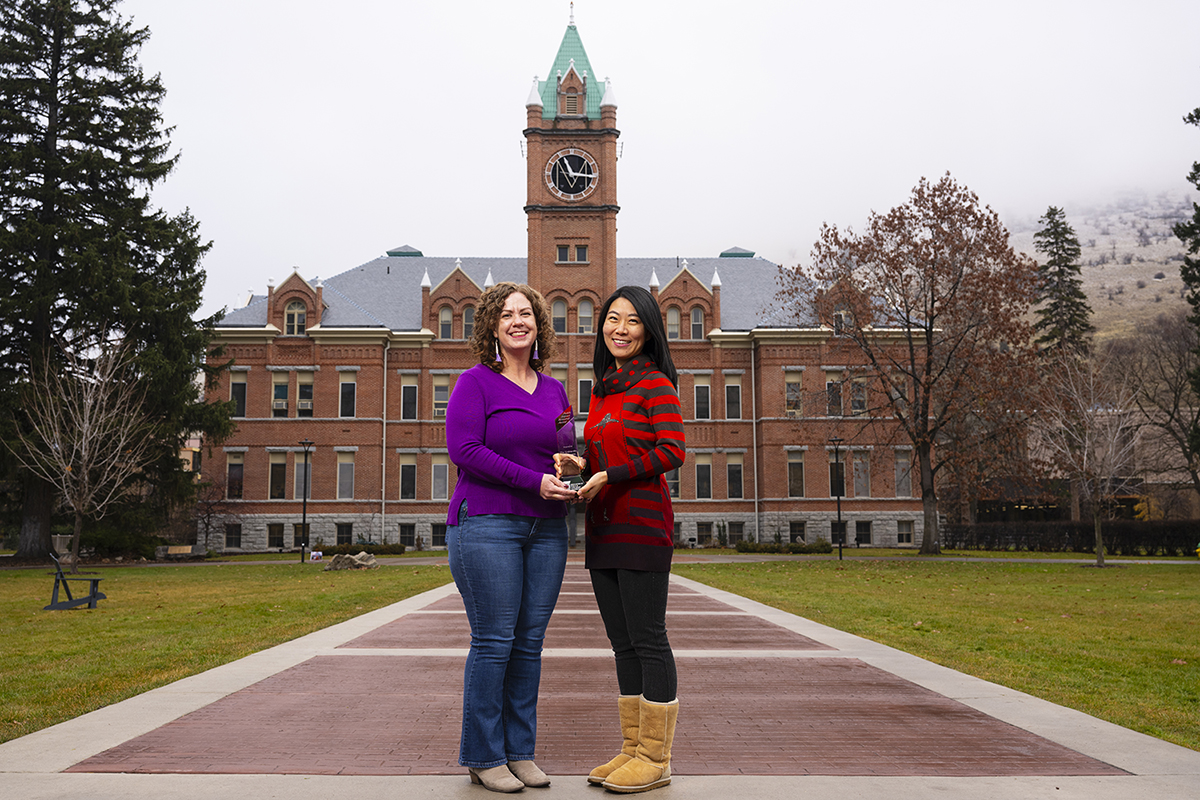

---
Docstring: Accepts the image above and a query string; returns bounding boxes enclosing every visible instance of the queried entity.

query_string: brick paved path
[69,563,1125,778]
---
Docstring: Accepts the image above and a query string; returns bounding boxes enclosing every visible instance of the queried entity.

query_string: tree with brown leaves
[777,174,1040,553]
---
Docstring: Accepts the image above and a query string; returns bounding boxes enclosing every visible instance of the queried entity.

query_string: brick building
[201,20,925,553]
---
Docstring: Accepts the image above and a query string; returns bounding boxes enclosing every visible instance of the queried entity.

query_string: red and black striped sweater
[583,356,686,572]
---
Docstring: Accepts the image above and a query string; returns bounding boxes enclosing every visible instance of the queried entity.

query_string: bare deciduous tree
[8,342,156,571]
[1111,309,1200,511]
[1034,348,1142,567]
[778,174,1040,552]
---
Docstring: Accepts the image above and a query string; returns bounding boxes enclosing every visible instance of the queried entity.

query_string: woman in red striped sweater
[560,285,685,793]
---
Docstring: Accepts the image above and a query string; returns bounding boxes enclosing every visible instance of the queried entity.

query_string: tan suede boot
[601,697,678,793]
[586,694,641,785]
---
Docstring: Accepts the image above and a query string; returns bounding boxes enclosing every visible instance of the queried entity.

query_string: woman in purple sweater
[445,282,576,793]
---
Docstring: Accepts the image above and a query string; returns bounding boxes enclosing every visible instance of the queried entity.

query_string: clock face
[545,148,598,201]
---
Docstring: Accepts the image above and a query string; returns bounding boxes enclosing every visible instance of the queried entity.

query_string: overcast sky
[117,0,1200,319]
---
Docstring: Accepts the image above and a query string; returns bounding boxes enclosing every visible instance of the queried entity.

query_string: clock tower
[524,19,619,304]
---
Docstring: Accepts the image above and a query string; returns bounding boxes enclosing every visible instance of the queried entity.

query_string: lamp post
[829,436,844,561]
[299,438,313,563]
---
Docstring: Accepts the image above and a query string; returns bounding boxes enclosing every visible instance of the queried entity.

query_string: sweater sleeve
[605,375,686,485]
[446,370,545,495]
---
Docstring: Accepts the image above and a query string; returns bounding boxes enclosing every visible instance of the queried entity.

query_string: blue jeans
[447,506,568,768]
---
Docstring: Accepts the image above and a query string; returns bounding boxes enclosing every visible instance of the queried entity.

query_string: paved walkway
[2,559,1198,799]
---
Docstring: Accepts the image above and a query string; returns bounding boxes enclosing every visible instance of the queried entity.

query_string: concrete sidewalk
[2,560,1198,799]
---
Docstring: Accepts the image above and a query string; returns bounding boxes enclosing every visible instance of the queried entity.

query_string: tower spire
[570,2,574,26]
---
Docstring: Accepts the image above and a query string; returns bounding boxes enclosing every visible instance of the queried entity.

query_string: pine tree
[1175,107,1200,457]
[0,0,234,558]
[1032,206,1093,353]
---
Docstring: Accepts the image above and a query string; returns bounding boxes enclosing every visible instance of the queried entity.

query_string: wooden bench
[44,552,106,610]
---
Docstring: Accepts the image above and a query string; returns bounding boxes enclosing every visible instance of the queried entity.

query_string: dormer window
[285,301,306,335]
[562,91,578,115]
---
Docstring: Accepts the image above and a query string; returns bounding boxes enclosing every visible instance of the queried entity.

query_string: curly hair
[468,282,556,373]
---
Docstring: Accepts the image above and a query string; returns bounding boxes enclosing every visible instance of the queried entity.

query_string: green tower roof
[539,24,602,120]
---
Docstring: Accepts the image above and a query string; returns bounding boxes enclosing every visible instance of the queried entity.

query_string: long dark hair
[592,285,678,397]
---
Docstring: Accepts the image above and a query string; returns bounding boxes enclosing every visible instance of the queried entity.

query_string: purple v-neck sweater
[446,363,572,524]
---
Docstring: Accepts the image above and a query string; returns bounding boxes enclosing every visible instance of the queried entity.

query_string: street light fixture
[829,436,844,561]
[299,438,313,563]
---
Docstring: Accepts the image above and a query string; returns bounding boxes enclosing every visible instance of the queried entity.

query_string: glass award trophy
[556,416,585,492]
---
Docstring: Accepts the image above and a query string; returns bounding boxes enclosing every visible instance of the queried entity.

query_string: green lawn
[674,559,1200,751]
[0,562,451,743]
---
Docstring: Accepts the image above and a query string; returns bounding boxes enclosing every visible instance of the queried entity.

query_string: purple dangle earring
[533,340,540,361]
[494,339,502,363]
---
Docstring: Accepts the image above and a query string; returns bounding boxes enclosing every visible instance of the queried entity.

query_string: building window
[463,306,474,339]
[336,522,353,545]
[829,452,845,498]
[576,244,588,262]
[833,309,852,336]
[728,521,744,544]
[856,520,873,545]
[831,520,847,545]
[789,521,806,544]
[268,523,284,549]
[895,451,912,497]
[293,523,309,548]
[272,374,288,417]
[853,451,870,497]
[295,452,311,500]
[269,453,286,499]
[230,374,246,418]
[897,520,914,544]
[337,452,355,499]
[285,301,306,335]
[726,454,743,499]
[431,523,447,548]
[552,367,568,393]
[340,374,356,418]
[224,523,242,549]
[578,372,593,415]
[433,376,449,418]
[432,456,449,500]
[578,299,594,334]
[691,307,703,340]
[787,451,804,497]
[557,244,569,262]
[666,307,680,339]
[850,381,867,415]
[725,379,741,420]
[226,453,244,499]
[398,524,416,548]
[673,522,683,545]
[297,372,313,417]
[665,468,680,498]
[826,373,843,416]
[399,456,417,500]
[785,374,803,417]
[401,376,418,420]
[438,306,452,339]
[694,376,710,420]
[563,91,578,114]
[552,299,567,334]
[696,522,713,546]
[695,455,712,499]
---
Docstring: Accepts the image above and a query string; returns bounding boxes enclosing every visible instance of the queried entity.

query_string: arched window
[285,301,306,335]
[691,307,704,340]
[552,299,567,334]
[666,307,680,340]
[577,299,594,334]
[463,306,475,339]
[439,306,452,339]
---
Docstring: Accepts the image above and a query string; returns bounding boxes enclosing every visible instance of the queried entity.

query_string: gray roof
[219,253,809,332]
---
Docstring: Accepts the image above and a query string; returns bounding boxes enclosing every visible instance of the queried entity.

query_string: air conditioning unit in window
[297,400,313,411]
[433,408,446,417]
[272,400,288,411]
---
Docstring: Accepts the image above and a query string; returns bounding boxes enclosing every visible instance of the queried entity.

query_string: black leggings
[590,568,677,702]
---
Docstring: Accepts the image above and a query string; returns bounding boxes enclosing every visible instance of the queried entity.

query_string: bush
[315,542,408,556]
[943,520,1196,556]
[735,539,833,555]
